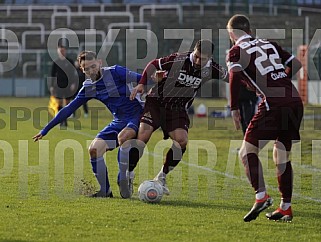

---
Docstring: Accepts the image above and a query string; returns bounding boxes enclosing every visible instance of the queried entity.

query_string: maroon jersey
[139,52,227,110]
[227,34,302,111]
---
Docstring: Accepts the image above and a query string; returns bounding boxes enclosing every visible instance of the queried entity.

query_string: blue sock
[117,146,130,181]
[90,157,110,193]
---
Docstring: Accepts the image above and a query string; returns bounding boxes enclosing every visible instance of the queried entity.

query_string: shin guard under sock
[128,145,144,172]
[90,157,110,193]
[163,145,186,174]
[277,161,293,203]
[242,153,266,193]
[117,146,131,180]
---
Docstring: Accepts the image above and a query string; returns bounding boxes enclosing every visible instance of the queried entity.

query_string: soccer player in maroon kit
[226,14,303,222]
[129,39,227,195]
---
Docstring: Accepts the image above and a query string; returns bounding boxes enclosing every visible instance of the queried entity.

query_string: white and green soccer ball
[138,180,163,203]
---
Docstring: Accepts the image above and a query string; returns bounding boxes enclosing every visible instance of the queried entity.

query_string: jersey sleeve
[138,53,178,85]
[226,46,243,72]
[158,53,178,70]
[138,59,159,85]
[40,95,88,136]
[229,71,244,110]
[114,65,142,84]
[226,47,245,110]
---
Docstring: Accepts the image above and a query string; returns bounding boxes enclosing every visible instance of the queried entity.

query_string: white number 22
[246,44,283,75]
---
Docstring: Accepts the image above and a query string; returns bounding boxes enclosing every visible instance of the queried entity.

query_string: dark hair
[77,50,97,65]
[194,39,214,57]
[227,14,251,33]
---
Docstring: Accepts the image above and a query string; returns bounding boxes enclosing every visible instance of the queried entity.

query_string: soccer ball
[138,180,163,203]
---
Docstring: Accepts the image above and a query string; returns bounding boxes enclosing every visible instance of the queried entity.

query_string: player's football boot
[243,194,273,222]
[90,188,113,198]
[128,171,135,197]
[117,171,134,199]
[266,207,293,222]
[154,172,170,195]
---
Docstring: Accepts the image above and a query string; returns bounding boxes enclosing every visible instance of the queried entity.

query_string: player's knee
[118,136,126,147]
[88,146,98,159]
[174,138,188,149]
[137,130,152,144]
[89,144,106,159]
[118,128,136,147]
[273,142,289,165]
[273,152,289,165]
[118,133,133,147]
[238,146,247,161]
[238,145,253,161]
[238,142,258,161]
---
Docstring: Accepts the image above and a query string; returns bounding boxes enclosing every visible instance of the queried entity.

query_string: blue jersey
[41,65,143,136]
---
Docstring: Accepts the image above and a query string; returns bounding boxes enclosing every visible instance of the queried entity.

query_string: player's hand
[231,109,241,130]
[130,84,145,100]
[32,133,43,142]
[151,70,166,82]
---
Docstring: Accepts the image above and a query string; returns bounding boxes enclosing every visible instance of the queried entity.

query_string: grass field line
[149,151,321,204]
[67,128,321,173]
[66,128,321,204]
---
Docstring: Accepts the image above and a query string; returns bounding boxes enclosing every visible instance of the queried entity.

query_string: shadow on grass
[132,197,249,212]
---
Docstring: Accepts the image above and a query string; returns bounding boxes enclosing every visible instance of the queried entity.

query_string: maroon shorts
[141,97,190,139]
[245,101,303,151]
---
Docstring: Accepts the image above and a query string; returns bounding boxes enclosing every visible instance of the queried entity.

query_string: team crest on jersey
[178,72,202,89]
[201,69,210,77]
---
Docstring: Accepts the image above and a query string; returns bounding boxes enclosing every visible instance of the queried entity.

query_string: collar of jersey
[189,52,212,69]
[83,75,103,86]
[235,34,252,45]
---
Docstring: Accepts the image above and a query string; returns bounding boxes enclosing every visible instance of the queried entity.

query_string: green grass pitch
[0,97,321,241]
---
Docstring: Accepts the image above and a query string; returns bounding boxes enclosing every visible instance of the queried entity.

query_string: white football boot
[154,170,170,195]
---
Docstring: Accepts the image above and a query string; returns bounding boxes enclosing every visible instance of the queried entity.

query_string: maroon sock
[163,145,186,174]
[277,161,293,203]
[128,143,145,172]
[242,153,266,193]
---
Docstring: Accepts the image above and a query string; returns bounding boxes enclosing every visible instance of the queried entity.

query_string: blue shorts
[96,118,140,149]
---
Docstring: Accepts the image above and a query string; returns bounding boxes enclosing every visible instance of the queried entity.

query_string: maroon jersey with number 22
[227,34,302,111]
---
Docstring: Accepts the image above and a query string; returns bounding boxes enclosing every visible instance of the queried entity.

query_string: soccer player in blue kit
[33,51,144,198]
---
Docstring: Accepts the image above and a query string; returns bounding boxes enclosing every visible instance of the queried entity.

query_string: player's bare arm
[231,109,241,130]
